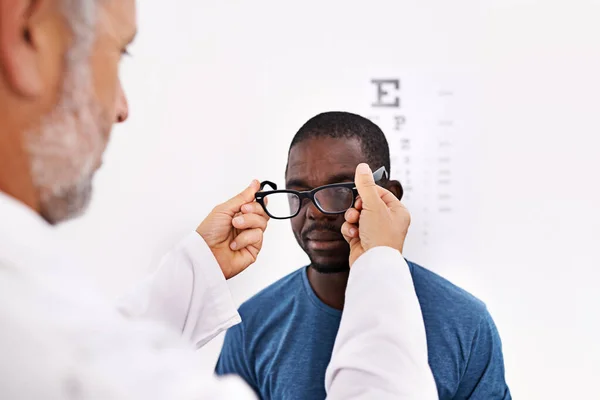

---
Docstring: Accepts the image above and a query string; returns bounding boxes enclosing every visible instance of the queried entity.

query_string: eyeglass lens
[313,186,354,213]
[262,192,300,218]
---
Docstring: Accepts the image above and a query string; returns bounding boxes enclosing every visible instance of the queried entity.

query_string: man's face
[286,136,368,272]
[26,0,136,223]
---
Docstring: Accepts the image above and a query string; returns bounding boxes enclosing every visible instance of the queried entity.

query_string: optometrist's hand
[196,180,270,279]
[341,164,411,267]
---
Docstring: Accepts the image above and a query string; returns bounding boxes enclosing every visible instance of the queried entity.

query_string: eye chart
[361,74,478,271]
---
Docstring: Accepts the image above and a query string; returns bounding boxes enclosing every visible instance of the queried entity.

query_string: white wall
[57,1,600,398]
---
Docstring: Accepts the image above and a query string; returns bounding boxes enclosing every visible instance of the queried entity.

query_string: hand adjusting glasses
[255,166,388,220]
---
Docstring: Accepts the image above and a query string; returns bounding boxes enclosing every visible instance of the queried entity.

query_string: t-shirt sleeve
[454,309,512,399]
[215,323,260,395]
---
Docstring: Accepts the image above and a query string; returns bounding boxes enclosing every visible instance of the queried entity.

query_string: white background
[57,1,600,398]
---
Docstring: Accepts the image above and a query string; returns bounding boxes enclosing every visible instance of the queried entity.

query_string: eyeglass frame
[255,166,389,220]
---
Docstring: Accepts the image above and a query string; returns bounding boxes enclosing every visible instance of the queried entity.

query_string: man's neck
[307,266,350,310]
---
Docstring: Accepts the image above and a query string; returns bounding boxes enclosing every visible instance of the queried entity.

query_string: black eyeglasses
[255,166,388,220]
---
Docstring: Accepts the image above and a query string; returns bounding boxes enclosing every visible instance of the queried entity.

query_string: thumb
[222,180,261,214]
[376,185,404,211]
[354,163,382,209]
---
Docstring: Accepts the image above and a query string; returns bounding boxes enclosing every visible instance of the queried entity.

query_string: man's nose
[306,200,335,220]
[115,79,129,123]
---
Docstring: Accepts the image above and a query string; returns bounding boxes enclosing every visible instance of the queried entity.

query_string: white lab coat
[0,191,437,399]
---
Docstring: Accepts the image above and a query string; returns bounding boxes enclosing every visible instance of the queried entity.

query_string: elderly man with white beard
[0,0,437,399]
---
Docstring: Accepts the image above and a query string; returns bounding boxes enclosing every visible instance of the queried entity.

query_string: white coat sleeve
[117,232,241,349]
[325,246,439,400]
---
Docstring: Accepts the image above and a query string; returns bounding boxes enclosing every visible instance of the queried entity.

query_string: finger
[354,163,382,209]
[354,197,363,211]
[241,201,270,221]
[231,228,263,250]
[232,213,268,231]
[221,180,261,215]
[344,207,360,225]
[341,221,359,241]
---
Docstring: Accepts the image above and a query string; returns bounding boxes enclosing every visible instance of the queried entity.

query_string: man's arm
[454,311,512,399]
[118,180,269,348]
[325,247,438,400]
[117,232,241,349]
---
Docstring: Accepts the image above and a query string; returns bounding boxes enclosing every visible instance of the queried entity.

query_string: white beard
[26,59,108,225]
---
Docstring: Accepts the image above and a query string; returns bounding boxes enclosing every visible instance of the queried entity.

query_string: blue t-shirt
[216,261,511,400]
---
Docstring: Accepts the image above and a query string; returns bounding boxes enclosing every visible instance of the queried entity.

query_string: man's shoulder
[407,262,510,400]
[407,260,488,322]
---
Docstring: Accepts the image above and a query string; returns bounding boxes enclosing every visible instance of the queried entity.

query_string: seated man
[216,111,511,400]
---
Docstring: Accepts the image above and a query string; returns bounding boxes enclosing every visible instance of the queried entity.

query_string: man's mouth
[305,230,346,251]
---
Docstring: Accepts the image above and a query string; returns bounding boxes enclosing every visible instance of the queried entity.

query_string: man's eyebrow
[286,173,356,189]
[325,173,356,184]
[285,178,309,188]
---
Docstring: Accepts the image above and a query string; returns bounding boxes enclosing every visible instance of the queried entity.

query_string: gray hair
[60,0,98,62]
[26,0,105,224]
[57,0,99,118]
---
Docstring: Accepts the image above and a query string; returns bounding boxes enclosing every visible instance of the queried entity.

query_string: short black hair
[288,111,391,174]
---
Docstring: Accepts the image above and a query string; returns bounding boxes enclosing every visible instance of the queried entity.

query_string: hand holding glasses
[255,167,389,220]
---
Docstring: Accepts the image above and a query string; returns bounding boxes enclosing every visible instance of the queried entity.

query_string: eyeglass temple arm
[372,166,388,182]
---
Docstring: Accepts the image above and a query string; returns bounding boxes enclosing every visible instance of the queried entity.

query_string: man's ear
[0,0,52,98]
[385,179,404,201]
